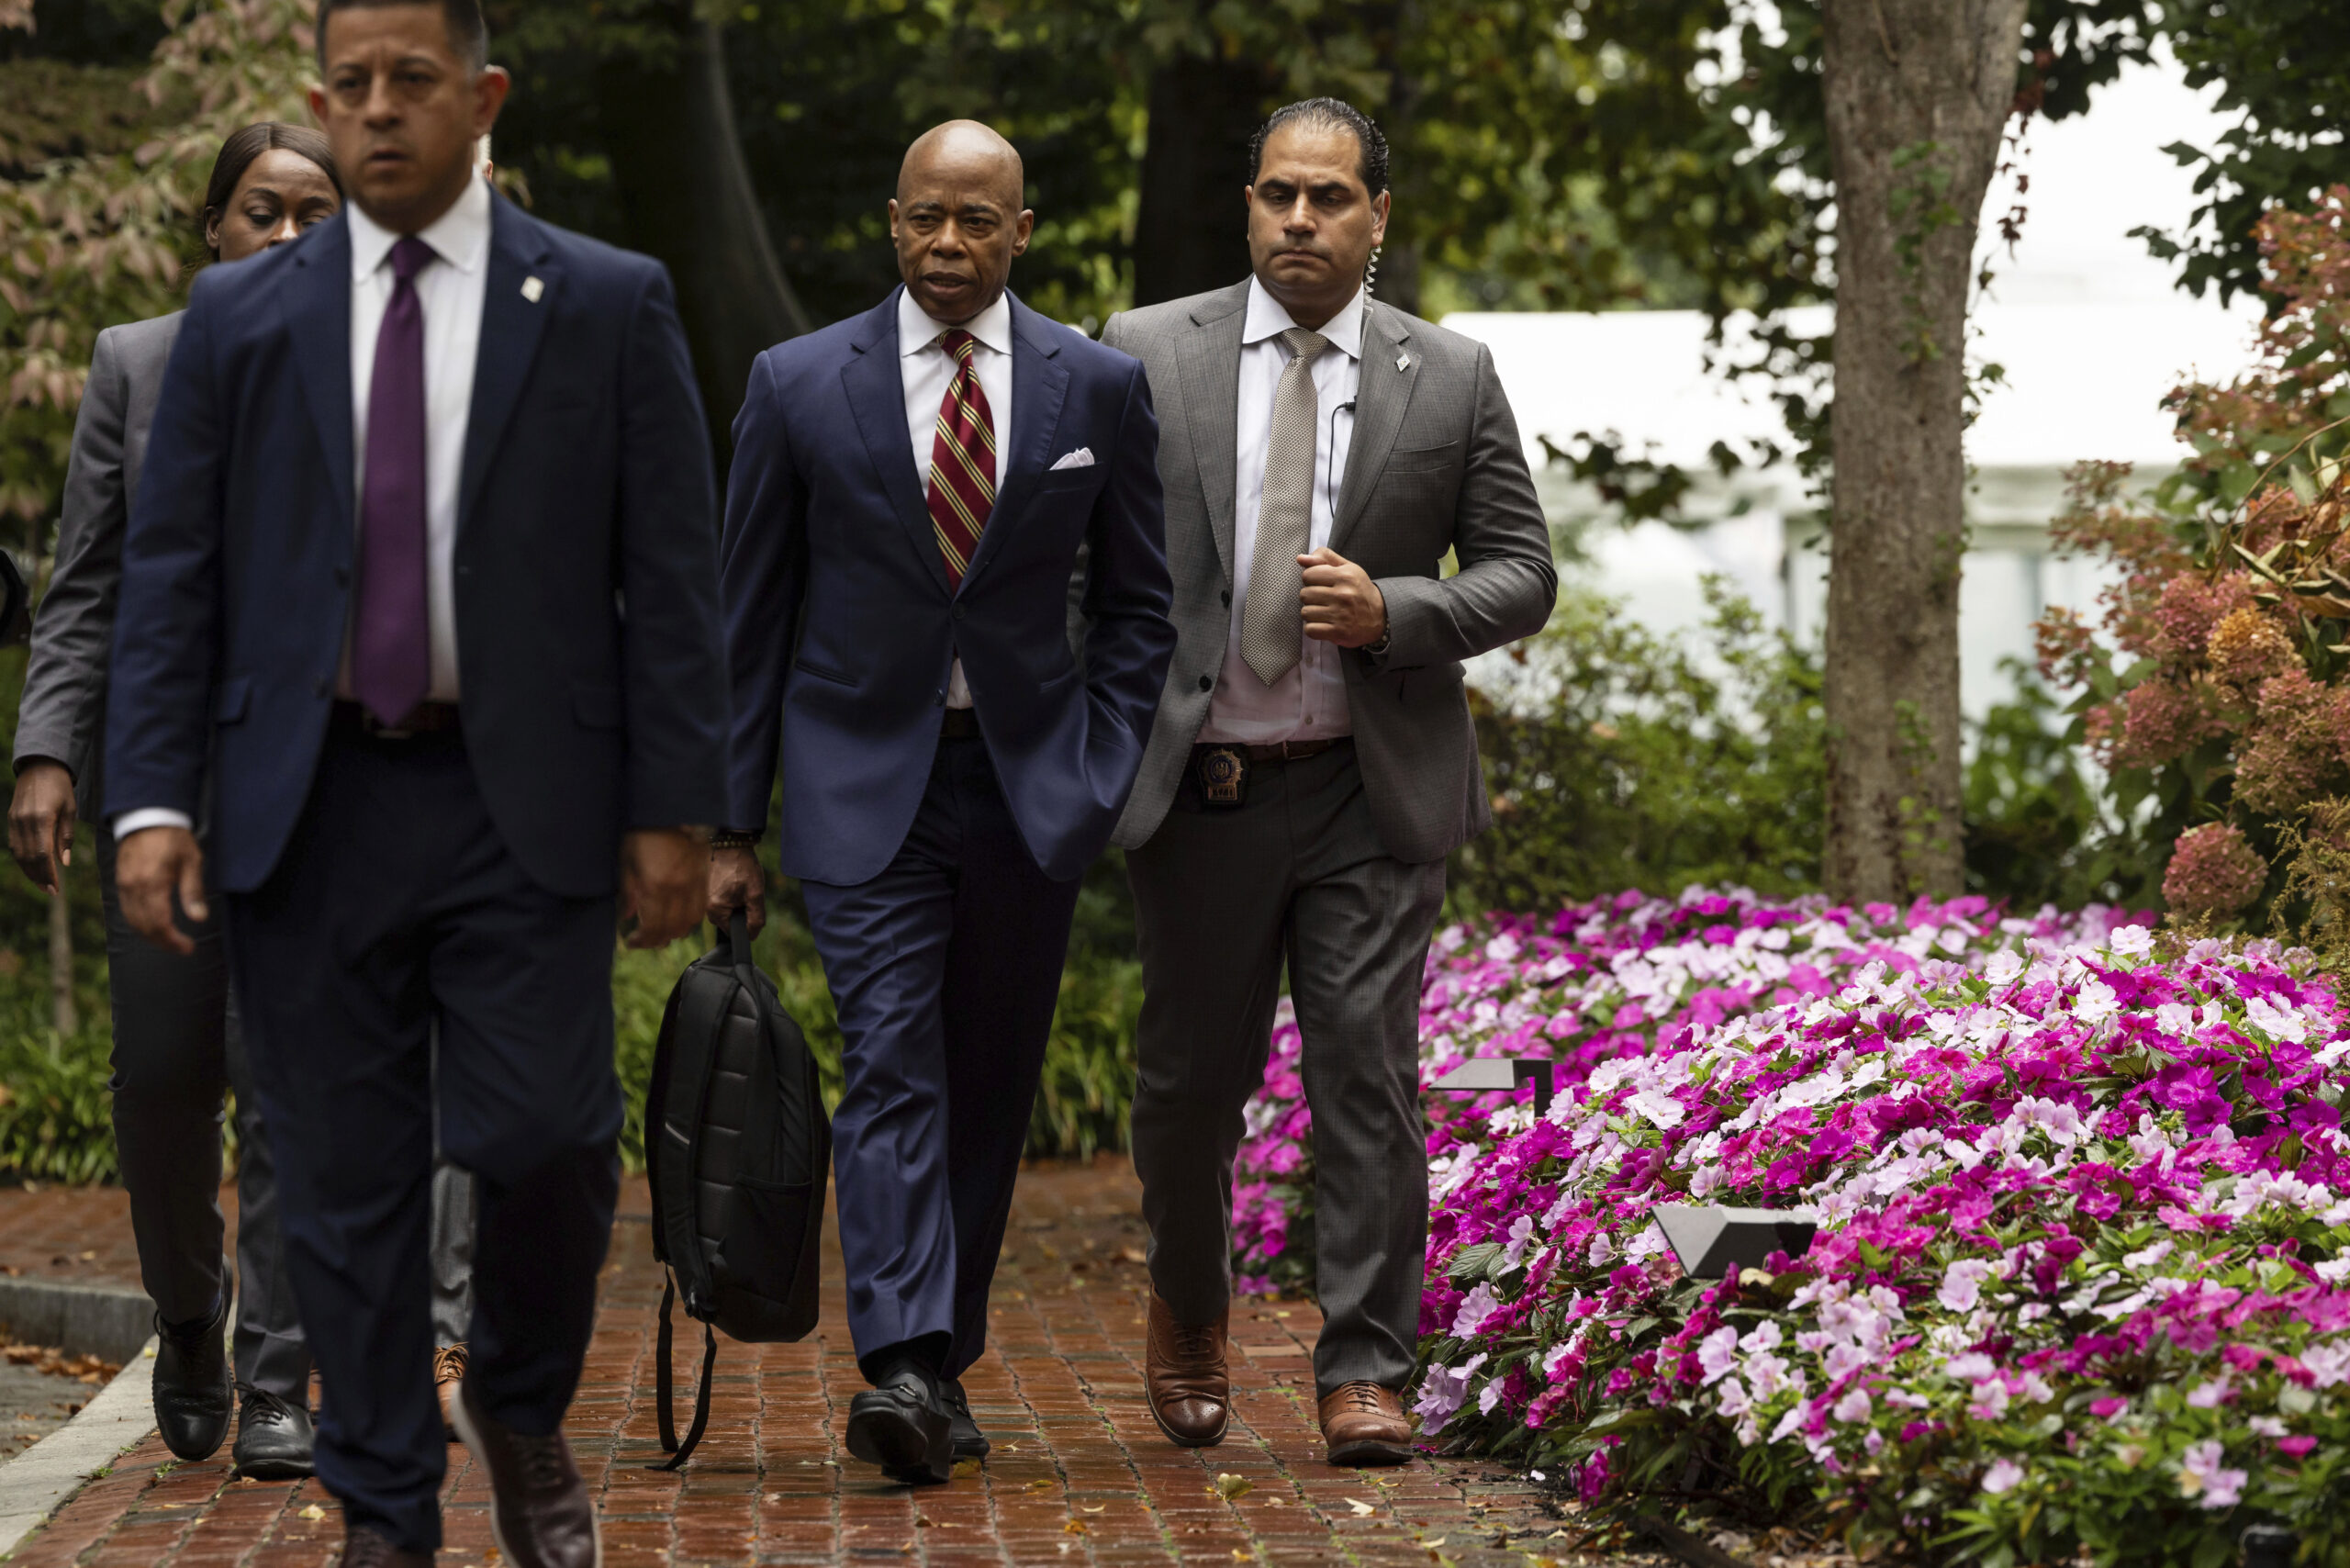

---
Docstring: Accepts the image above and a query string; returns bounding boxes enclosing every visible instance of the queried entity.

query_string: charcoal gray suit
[13,315,476,1388]
[1100,279,1554,1394]
[13,312,309,1393]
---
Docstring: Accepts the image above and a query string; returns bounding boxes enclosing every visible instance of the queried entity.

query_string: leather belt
[941,707,980,739]
[1198,736,1351,766]
[332,699,462,738]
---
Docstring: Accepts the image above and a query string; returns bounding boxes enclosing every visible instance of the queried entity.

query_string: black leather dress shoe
[232,1385,315,1479]
[448,1375,598,1568]
[845,1365,954,1484]
[342,1521,435,1568]
[151,1297,232,1462]
[940,1377,989,1461]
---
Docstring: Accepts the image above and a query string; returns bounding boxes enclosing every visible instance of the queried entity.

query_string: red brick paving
[0,1162,1658,1567]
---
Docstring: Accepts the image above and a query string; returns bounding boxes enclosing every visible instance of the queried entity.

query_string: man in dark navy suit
[708,120,1173,1484]
[105,3,726,1564]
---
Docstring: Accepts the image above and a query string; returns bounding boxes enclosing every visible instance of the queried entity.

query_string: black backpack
[643,912,831,1468]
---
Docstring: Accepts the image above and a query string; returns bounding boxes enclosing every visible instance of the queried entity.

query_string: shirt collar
[899,286,1014,359]
[1242,275,1366,361]
[349,173,493,284]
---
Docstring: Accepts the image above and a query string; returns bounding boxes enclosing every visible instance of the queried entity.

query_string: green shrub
[1449,577,1828,915]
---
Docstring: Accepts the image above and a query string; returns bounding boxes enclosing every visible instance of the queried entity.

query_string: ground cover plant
[1368,894,2350,1562]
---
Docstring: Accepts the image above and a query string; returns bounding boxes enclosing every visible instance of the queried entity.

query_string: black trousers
[226,723,621,1552]
[98,828,308,1397]
[799,733,1081,1382]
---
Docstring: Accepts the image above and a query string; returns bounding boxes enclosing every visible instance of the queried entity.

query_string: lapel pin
[1396,352,1412,372]
[520,276,545,304]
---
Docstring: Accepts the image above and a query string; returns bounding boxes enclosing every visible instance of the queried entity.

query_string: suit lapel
[460,195,558,536]
[1175,281,1248,582]
[284,216,355,537]
[844,289,953,600]
[1330,301,1418,555]
[959,294,1069,593]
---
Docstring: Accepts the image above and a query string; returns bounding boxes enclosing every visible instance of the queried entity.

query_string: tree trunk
[1133,51,1275,307]
[595,8,812,458]
[1818,0,2025,903]
[48,889,75,1040]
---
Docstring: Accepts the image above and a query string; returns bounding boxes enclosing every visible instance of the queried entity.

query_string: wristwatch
[711,829,761,850]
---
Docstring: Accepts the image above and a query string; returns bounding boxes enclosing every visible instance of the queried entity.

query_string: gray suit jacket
[14,311,185,819]
[1100,281,1556,864]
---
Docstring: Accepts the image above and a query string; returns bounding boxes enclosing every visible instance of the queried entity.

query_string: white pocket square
[1047,447,1097,471]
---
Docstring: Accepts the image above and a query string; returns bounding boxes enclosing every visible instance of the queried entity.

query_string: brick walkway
[0,1162,1661,1568]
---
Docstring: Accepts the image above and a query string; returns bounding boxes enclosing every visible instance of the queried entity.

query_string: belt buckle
[360,708,415,741]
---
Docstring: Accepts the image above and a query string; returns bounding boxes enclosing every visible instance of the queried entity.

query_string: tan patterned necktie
[1240,326,1330,686]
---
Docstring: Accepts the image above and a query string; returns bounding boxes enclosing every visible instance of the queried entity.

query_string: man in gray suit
[1099,99,1555,1465]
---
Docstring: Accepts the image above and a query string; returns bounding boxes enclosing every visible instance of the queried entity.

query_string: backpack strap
[652,928,738,1318]
[649,1272,721,1471]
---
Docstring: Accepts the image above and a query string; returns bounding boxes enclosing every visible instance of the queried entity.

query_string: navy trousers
[800,732,1080,1383]
[226,722,621,1552]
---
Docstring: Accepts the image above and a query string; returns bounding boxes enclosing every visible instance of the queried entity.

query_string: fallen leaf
[952,1459,981,1479]
[764,1493,779,1503]
[1424,1537,1446,1548]
[1080,1504,1105,1513]
[297,1504,326,1520]
[1230,1553,1249,1562]
[77,1250,95,1261]
[1026,1479,1056,1493]
[1345,1498,1375,1516]
[1064,1519,1088,1535]
[1210,1473,1253,1501]
[1118,1246,1147,1264]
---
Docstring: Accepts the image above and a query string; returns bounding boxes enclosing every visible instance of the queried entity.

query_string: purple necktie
[352,235,435,726]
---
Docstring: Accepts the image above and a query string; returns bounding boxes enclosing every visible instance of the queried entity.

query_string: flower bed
[1404,906,2350,1561]
[1230,890,2122,1295]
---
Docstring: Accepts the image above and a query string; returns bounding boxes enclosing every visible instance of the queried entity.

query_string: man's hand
[8,761,77,894]
[706,843,767,935]
[1299,546,1388,647]
[118,825,207,956]
[621,829,711,950]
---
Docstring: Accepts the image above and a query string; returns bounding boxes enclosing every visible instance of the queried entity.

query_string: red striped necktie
[925,330,995,586]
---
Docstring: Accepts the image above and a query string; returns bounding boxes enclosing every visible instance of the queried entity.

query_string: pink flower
[2162,823,2268,916]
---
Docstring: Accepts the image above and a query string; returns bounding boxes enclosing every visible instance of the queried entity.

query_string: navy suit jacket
[105,195,731,897]
[722,288,1175,886]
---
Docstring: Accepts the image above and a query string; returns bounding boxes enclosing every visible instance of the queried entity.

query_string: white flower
[1625,1088,1686,1129]
[1484,934,1522,963]
[2315,1259,2350,1284]
[1980,1457,2025,1495]
[2121,1238,2174,1271]
[2177,1439,2245,1510]
[1586,1231,1617,1268]
[2248,1417,2287,1439]
[1831,1388,1872,1423]
[1714,1376,1751,1418]
[2300,1341,2350,1389]
[2154,1002,2195,1036]
[1450,1282,1503,1339]
[1411,1353,1487,1436]
[2071,980,2121,1026]
[2244,992,2310,1044]
[2108,924,2154,958]
[1697,1326,1741,1385]
[1939,1260,1997,1314]
[1984,949,2024,985]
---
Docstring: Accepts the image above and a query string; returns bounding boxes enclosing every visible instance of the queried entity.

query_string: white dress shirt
[115,178,492,842]
[898,287,1013,711]
[1197,277,1363,745]
[339,173,488,706]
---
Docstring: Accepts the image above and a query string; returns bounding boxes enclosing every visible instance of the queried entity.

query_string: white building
[1443,50,2261,720]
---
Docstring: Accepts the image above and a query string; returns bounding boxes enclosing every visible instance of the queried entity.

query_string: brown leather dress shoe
[1319,1381,1414,1466]
[448,1375,598,1568]
[433,1344,467,1442]
[1145,1294,1229,1447]
[342,1521,435,1568]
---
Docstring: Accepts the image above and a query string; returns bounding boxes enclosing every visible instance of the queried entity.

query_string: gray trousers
[99,832,479,1392]
[99,828,307,1396]
[1126,744,1445,1394]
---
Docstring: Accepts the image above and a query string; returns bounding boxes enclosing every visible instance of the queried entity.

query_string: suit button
[1221,589,1232,607]
[1197,675,1213,692]
[951,604,967,622]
